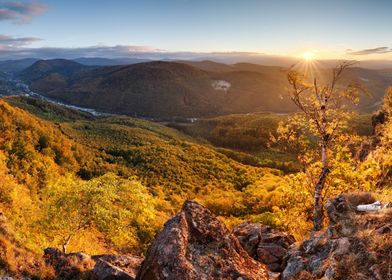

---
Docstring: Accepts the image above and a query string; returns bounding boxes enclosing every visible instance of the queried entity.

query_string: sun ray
[293,52,322,80]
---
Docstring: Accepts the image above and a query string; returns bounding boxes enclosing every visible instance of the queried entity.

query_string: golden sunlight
[302,51,315,61]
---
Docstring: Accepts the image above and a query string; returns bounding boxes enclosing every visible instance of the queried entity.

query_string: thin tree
[284,61,363,231]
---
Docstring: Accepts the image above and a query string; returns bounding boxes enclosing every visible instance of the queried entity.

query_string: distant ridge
[17,59,392,117]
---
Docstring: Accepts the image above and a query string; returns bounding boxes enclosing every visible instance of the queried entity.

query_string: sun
[302,51,315,61]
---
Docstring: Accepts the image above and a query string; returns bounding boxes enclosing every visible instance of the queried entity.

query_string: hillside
[172,112,373,173]
[0,86,390,279]
[18,59,391,118]
[18,59,92,92]
[0,97,294,260]
[5,96,276,190]
[19,61,231,117]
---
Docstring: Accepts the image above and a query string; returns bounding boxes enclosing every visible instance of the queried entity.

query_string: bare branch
[330,60,358,96]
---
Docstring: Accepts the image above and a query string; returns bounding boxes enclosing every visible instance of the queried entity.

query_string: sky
[1,0,392,60]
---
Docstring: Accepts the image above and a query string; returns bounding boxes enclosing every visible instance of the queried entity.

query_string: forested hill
[0,87,390,279]
[0,97,286,266]
[17,59,392,118]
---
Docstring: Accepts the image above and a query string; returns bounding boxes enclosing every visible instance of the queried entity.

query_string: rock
[43,247,64,266]
[325,195,351,225]
[324,264,335,279]
[282,193,392,279]
[233,222,295,272]
[332,237,350,256]
[44,248,143,280]
[302,232,328,254]
[268,272,280,280]
[92,255,143,279]
[44,248,95,279]
[93,259,134,280]
[257,245,286,263]
[281,256,305,280]
[136,200,269,280]
[375,224,392,234]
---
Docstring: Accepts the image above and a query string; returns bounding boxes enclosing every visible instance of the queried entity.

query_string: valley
[13,59,392,118]
[0,58,391,279]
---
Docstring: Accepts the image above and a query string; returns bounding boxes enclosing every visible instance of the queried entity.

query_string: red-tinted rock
[233,222,295,272]
[136,200,269,280]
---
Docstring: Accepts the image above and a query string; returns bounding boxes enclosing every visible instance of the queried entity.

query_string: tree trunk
[313,143,329,231]
[313,167,329,231]
[62,235,72,254]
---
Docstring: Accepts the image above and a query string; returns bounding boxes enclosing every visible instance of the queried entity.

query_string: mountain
[18,59,94,94]
[178,60,236,72]
[73,57,151,66]
[0,58,39,73]
[20,60,232,117]
[17,59,296,117]
[19,59,91,80]
[18,59,392,118]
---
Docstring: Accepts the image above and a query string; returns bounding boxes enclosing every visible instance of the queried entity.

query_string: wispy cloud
[346,47,392,55]
[0,44,298,67]
[0,34,42,47]
[0,45,263,60]
[0,45,165,59]
[0,1,47,23]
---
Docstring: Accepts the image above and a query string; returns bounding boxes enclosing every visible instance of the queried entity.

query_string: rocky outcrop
[282,193,392,280]
[44,247,143,280]
[233,222,295,272]
[136,200,269,280]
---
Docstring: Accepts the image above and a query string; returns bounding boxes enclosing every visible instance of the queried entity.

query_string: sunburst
[303,51,315,61]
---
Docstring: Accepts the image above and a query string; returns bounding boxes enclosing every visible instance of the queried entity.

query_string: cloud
[0,1,47,23]
[0,44,298,66]
[0,44,167,59]
[0,45,257,60]
[0,34,42,47]
[346,47,392,56]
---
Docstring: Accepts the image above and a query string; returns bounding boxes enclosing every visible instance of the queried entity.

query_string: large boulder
[136,200,269,280]
[282,193,392,280]
[233,222,295,272]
